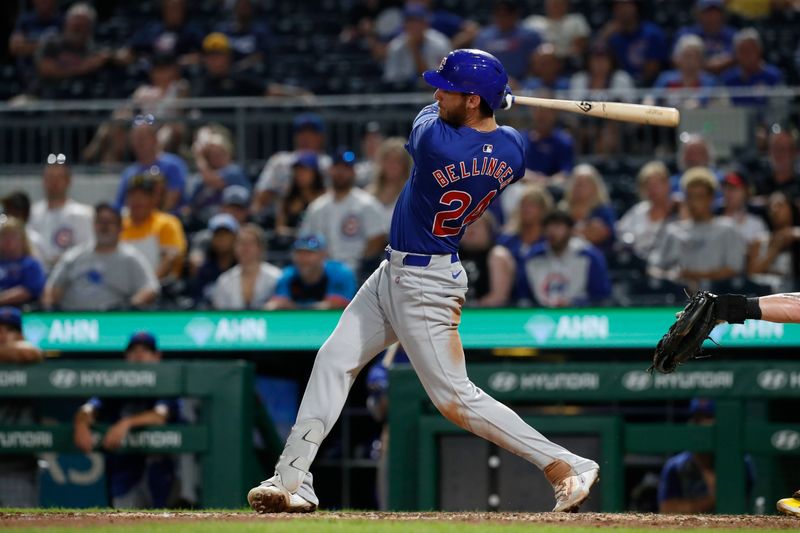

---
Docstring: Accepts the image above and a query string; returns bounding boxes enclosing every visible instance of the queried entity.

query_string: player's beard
[439,99,469,127]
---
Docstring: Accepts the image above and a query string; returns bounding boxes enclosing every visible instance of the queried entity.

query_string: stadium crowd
[1,0,800,311]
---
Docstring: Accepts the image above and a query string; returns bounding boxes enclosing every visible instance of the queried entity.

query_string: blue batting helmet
[423,49,509,110]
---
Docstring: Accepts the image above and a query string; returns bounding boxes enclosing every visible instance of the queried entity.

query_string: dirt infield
[1,511,797,530]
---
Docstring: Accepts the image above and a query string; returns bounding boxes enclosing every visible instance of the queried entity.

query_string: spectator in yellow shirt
[120,173,187,284]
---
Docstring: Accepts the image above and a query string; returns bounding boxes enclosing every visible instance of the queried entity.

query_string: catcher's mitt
[650,291,719,374]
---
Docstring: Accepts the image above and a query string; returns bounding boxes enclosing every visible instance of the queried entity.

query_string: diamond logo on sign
[23,318,48,346]
[488,372,519,393]
[771,430,800,451]
[185,317,215,346]
[708,323,729,344]
[49,369,78,389]
[622,370,653,391]
[758,369,788,391]
[525,315,556,344]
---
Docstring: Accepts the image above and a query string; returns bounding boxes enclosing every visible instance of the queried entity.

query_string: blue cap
[697,0,723,10]
[222,185,251,207]
[293,233,327,251]
[293,113,325,133]
[332,147,356,166]
[0,306,22,331]
[293,151,319,169]
[689,398,715,417]
[404,3,430,19]
[126,331,158,352]
[208,212,240,233]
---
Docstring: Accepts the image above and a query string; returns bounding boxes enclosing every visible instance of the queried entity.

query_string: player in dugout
[247,49,599,514]
[73,331,181,509]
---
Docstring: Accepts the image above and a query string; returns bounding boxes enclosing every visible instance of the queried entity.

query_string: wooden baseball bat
[510,95,680,127]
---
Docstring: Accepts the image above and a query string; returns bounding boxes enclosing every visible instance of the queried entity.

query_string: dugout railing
[388,361,800,514]
[0,360,255,508]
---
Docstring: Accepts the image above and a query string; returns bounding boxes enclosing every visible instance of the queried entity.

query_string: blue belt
[385,248,459,267]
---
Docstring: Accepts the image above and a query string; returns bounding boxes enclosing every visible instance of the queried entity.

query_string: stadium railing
[0,86,796,170]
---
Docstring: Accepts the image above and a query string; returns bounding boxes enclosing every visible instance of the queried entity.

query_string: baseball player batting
[654,291,800,517]
[247,49,599,514]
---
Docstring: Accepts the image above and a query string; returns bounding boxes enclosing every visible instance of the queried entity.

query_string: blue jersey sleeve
[657,457,683,503]
[273,268,294,299]
[645,23,668,63]
[21,256,46,298]
[558,133,575,174]
[115,167,135,210]
[163,154,188,193]
[326,262,357,301]
[585,248,611,302]
[406,103,440,158]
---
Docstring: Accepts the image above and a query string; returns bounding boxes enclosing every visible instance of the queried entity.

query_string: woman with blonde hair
[211,223,281,310]
[0,215,46,307]
[499,184,554,260]
[367,137,412,228]
[617,160,679,260]
[560,163,616,251]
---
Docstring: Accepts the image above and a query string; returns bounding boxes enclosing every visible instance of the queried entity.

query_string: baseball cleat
[550,464,600,512]
[777,490,800,517]
[247,482,317,514]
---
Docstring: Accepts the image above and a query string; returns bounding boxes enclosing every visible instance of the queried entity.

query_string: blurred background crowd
[0,0,799,313]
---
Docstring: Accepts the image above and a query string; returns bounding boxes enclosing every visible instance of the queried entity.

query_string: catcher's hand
[650,291,719,374]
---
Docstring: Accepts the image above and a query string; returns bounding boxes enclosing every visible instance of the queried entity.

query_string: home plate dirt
[0,512,797,529]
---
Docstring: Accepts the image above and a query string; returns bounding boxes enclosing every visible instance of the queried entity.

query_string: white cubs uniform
[299,188,388,273]
[29,199,94,270]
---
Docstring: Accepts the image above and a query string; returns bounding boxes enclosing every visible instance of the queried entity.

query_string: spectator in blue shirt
[0,216,46,308]
[560,164,617,252]
[673,0,736,74]
[214,0,271,72]
[73,332,181,509]
[602,0,668,86]
[267,234,357,310]
[9,0,62,78]
[650,34,718,109]
[515,210,611,307]
[721,28,783,107]
[114,116,188,214]
[521,43,570,92]
[658,399,755,514]
[185,125,251,230]
[524,103,575,186]
[473,0,541,82]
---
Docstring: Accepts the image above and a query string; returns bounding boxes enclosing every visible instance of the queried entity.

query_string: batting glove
[499,85,514,110]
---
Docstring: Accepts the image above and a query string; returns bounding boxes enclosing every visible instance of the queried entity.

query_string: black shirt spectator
[192,32,269,97]
[34,3,112,99]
